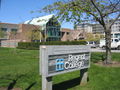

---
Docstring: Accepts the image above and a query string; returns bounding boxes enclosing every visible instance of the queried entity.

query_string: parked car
[86,41,99,48]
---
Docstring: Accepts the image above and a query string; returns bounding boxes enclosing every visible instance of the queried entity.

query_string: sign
[40,45,90,77]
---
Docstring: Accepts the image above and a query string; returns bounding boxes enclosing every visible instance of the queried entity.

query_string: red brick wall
[10,24,41,42]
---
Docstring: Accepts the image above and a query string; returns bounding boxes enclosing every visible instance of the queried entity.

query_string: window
[11,29,18,35]
[1,28,7,31]
[115,33,120,38]
[11,28,17,32]
[50,30,53,36]
[54,30,57,36]
[62,32,65,36]
[89,41,94,44]
[115,39,119,42]
[66,32,69,35]
[58,31,61,36]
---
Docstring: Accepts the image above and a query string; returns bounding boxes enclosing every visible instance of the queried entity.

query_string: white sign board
[40,45,91,77]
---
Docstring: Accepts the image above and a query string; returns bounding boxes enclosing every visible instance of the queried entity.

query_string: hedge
[17,40,87,50]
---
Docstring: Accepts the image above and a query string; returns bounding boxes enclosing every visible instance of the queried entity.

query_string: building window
[11,29,18,35]
[62,32,65,36]
[66,32,69,35]
[1,28,7,31]
[11,28,17,32]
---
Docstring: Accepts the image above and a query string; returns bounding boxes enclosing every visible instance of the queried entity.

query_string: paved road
[91,48,120,53]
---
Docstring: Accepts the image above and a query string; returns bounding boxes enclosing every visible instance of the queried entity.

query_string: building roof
[61,28,73,32]
[24,14,54,26]
[0,23,19,29]
[0,22,18,27]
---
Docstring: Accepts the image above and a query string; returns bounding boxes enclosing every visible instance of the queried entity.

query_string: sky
[0,0,74,29]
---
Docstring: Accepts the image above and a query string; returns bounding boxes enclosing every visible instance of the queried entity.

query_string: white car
[99,38,120,49]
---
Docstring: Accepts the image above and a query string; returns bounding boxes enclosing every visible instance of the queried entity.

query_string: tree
[25,27,48,42]
[85,33,96,41]
[10,30,17,39]
[41,0,120,64]
[26,29,44,42]
[0,29,5,38]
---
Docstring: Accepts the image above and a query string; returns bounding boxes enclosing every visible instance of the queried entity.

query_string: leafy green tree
[10,30,17,38]
[0,29,5,38]
[41,0,120,64]
[85,33,96,41]
[26,29,46,42]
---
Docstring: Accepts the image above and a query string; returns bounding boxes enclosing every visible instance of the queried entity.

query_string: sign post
[40,45,91,90]
[80,68,88,86]
[42,76,52,90]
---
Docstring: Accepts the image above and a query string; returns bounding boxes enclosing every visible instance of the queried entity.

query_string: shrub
[17,40,86,50]
[91,52,105,63]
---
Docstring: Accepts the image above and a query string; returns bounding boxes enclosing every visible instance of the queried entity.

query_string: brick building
[0,23,19,40]
[0,23,41,47]
[0,23,40,41]
[10,24,40,42]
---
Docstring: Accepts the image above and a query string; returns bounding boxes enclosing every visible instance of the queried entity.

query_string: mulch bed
[94,61,120,67]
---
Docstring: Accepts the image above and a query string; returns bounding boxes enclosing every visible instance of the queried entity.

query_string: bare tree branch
[110,13,120,27]
[104,0,120,17]
[90,0,105,25]
[103,9,120,17]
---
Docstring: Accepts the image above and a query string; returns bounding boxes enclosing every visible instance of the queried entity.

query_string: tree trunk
[104,28,112,64]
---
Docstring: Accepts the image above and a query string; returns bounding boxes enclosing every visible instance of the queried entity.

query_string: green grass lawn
[0,47,120,90]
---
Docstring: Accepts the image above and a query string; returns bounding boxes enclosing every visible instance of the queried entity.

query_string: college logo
[55,54,85,71]
[56,59,64,71]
